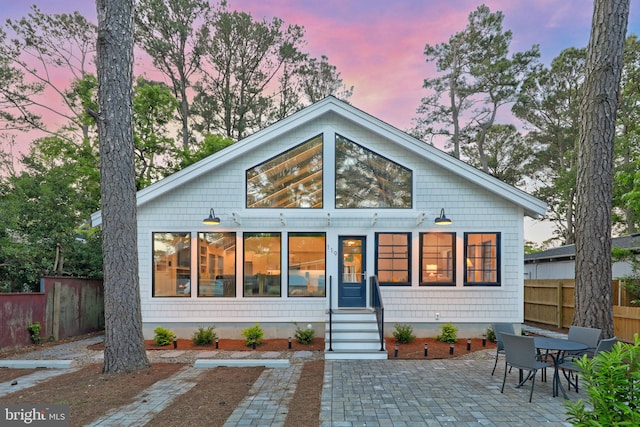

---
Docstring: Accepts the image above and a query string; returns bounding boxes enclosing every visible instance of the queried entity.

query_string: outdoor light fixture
[434,208,452,225]
[202,208,221,225]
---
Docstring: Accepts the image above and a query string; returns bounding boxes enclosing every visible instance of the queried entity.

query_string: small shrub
[154,327,175,346]
[294,323,315,345]
[242,323,264,346]
[565,334,640,425]
[192,326,217,346]
[485,327,496,342]
[436,322,458,344]
[28,322,42,344]
[393,323,416,344]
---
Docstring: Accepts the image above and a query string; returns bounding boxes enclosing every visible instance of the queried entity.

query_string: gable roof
[525,233,640,263]
[91,96,546,226]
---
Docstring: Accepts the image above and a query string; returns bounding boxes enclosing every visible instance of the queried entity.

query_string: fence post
[53,281,61,340]
[556,281,563,328]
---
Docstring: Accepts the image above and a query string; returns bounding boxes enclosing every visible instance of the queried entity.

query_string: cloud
[3,0,639,153]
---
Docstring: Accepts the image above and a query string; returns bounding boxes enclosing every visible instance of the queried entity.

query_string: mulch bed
[0,368,43,383]
[148,366,265,427]
[1,334,497,427]
[87,336,496,360]
[0,363,184,427]
[385,337,496,359]
[284,360,324,427]
[88,337,326,352]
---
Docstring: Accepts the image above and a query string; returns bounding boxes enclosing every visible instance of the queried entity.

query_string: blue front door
[338,236,366,307]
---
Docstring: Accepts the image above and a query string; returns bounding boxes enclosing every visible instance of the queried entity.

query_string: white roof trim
[91,96,546,226]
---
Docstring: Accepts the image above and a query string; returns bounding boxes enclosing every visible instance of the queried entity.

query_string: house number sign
[327,244,338,257]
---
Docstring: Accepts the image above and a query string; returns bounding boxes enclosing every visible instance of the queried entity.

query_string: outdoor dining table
[534,337,588,399]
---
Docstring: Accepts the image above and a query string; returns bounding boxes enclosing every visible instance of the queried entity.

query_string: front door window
[338,236,366,307]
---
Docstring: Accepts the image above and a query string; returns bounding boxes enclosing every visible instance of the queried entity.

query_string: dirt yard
[0,337,496,426]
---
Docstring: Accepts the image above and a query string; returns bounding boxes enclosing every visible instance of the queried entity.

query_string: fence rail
[524,279,640,343]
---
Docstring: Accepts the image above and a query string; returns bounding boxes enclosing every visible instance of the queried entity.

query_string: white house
[525,234,640,280]
[92,96,546,359]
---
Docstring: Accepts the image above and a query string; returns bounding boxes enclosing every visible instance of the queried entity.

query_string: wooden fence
[0,277,104,351]
[524,279,640,343]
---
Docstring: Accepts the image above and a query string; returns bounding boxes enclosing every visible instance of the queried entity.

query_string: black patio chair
[500,332,553,402]
[559,336,617,392]
[491,323,515,376]
[567,325,602,358]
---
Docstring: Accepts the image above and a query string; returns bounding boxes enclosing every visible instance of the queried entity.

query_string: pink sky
[3,0,638,133]
[3,1,638,244]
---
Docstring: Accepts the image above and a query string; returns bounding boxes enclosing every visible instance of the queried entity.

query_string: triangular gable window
[335,134,412,208]
[246,135,323,208]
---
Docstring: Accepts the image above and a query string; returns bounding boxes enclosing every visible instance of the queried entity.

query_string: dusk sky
[4,0,639,132]
[3,1,639,243]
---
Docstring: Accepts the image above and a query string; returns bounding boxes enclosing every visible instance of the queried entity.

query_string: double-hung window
[420,232,455,286]
[375,233,410,285]
[464,233,500,286]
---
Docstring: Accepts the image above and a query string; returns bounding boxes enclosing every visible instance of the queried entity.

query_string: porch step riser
[325,332,381,341]
[324,310,387,359]
[326,343,384,351]
[325,351,388,360]
[327,313,376,322]
[326,322,379,331]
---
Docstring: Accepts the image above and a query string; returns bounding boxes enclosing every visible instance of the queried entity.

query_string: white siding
[525,260,634,280]
[136,111,529,337]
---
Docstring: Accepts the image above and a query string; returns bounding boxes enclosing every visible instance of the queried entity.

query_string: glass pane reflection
[288,233,326,297]
[198,232,236,297]
[247,135,323,208]
[335,134,412,208]
[342,239,363,283]
[153,232,191,297]
[243,232,281,296]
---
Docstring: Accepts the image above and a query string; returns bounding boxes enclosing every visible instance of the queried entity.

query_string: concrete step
[324,349,388,360]
[326,338,384,351]
[325,308,385,359]
[326,321,379,331]
[325,330,381,340]
[328,309,377,322]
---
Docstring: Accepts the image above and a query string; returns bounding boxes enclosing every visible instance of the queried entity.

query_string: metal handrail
[327,275,333,351]
[370,275,385,351]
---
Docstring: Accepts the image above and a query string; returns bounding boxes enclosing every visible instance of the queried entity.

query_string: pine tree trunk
[574,0,629,337]
[96,0,149,373]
